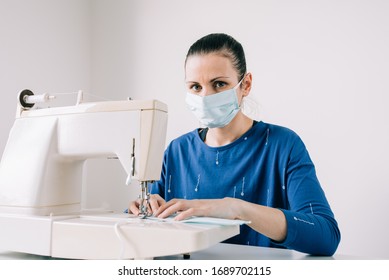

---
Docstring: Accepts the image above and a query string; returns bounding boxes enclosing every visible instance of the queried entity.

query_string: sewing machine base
[0,212,239,259]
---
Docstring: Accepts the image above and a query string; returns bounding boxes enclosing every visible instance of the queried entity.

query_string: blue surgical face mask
[185,79,243,128]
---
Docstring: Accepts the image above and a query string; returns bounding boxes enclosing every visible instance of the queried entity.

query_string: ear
[241,72,252,97]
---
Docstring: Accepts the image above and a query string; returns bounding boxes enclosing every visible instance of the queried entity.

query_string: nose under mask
[185,79,242,128]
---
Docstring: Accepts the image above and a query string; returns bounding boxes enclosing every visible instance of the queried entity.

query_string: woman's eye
[191,84,202,92]
[214,81,226,89]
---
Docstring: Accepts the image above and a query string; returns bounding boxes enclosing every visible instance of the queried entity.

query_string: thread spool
[18,89,56,109]
[25,93,53,104]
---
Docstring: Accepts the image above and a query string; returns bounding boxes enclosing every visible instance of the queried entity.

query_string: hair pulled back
[185,33,247,81]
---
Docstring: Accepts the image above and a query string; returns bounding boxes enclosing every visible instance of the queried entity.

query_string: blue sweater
[150,121,341,256]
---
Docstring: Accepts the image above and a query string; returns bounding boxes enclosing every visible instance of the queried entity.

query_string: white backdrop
[1,0,388,258]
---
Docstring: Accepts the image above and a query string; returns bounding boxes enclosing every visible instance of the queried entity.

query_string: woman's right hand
[128,194,166,216]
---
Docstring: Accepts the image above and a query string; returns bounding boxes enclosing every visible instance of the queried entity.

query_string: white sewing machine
[0,90,239,259]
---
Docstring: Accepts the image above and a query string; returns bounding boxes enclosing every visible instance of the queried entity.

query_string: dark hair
[185,33,247,80]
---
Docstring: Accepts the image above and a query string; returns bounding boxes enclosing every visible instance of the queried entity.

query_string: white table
[0,243,360,260]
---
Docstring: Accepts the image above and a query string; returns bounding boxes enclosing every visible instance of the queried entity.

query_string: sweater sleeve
[273,135,341,256]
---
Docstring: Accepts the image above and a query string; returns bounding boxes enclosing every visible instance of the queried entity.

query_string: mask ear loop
[238,72,258,119]
[235,73,249,107]
[234,75,245,90]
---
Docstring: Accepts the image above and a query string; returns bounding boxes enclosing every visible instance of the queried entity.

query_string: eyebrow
[185,76,231,84]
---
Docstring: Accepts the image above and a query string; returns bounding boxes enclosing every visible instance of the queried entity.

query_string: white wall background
[1,0,388,259]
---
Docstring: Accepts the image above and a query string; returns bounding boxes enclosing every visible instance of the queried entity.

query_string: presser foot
[137,212,152,219]
[137,202,151,219]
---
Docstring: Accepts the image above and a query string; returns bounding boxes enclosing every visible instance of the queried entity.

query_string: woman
[129,33,341,256]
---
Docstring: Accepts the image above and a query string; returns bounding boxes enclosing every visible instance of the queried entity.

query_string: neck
[205,112,253,147]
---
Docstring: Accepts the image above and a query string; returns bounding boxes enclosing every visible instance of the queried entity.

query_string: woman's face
[185,53,241,97]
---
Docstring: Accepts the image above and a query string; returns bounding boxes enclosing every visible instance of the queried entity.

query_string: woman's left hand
[154,197,239,221]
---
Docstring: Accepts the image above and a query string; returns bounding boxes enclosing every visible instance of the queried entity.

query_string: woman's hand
[154,197,287,242]
[131,196,286,242]
[128,194,166,216]
[154,197,239,221]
